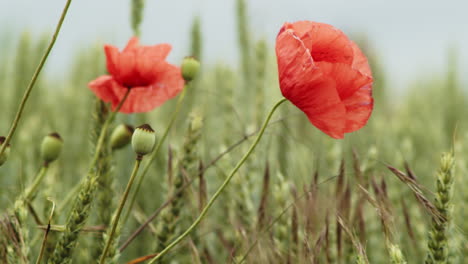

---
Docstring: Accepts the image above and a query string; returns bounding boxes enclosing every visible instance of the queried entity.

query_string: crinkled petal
[116,63,184,113]
[88,75,121,106]
[283,21,354,64]
[138,43,172,60]
[350,41,372,77]
[131,44,172,87]
[104,45,120,79]
[317,61,372,100]
[115,51,138,86]
[343,84,373,133]
[303,76,348,139]
[123,37,171,59]
[104,37,173,88]
[276,28,346,138]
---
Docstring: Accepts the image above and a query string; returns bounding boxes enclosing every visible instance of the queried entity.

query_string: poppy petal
[104,45,121,79]
[123,37,140,51]
[88,75,121,106]
[115,51,138,87]
[131,44,172,86]
[342,84,373,133]
[116,63,184,113]
[94,37,185,113]
[135,48,171,84]
[303,77,348,139]
[317,61,372,100]
[276,28,346,139]
[139,43,172,61]
[283,21,354,65]
[350,41,372,77]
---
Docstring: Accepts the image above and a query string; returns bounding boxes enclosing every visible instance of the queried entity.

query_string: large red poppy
[276,21,373,139]
[88,37,185,113]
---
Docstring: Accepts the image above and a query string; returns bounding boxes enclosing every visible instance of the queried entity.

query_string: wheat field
[0,0,467,263]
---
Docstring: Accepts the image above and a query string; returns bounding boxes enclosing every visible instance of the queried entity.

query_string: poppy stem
[24,164,49,202]
[121,86,187,225]
[0,0,73,159]
[147,97,288,263]
[99,157,142,264]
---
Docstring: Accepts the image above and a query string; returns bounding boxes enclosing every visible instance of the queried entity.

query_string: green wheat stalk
[130,0,145,37]
[48,175,97,264]
[49,90,131,263]
[153,113,203,263]
[425,152,455,264]
[90,99,115,261]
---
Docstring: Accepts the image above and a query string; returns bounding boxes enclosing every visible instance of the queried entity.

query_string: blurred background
[1,0,467,92]
[1,1,467,263]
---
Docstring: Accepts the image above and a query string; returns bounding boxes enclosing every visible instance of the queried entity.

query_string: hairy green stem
[148,98,287,263]
[99,157,142,264]
[0,0,73,158]
[90,89,131,173]
[122,87,187,224]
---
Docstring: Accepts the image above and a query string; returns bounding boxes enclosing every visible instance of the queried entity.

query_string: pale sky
[1,0,467,92]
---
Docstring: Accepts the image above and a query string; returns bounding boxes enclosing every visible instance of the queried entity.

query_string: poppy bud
[40,133,63,164]
[0,136,10,166]
[181,56,200,82]
[110,124,134,150]
[132,124,156,157]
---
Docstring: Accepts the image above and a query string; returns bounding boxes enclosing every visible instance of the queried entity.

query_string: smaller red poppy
[88,37,185,113]
[275,21,374,139]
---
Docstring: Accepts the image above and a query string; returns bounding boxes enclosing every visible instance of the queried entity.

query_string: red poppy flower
[275,21,373,139]
[88,37,185,113]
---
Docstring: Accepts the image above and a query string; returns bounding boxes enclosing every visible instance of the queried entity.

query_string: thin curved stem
[118,117,287,252]
[0,0,73,158]
[122,87,187,224]
[99,156,142,264]
[35,199,55,264]
[148,98,287,263]
[24,165,49,201]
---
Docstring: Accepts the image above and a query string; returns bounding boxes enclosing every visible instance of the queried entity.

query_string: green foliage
[1,4,468,264]
[154,113,203,263]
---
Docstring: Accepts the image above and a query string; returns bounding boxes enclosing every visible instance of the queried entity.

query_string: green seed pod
[132,124,156,156]
[110,124,134,150]
[181,56,200,82]
[0,136,11,166]
[40,132,63,164]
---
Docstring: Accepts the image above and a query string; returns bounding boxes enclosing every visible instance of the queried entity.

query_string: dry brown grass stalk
[257,162,270,228]
[386,164,446,224]
[198,161,207,212]
[336,214,370,264]
[400,198,416,241]
[312,227,327,264]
